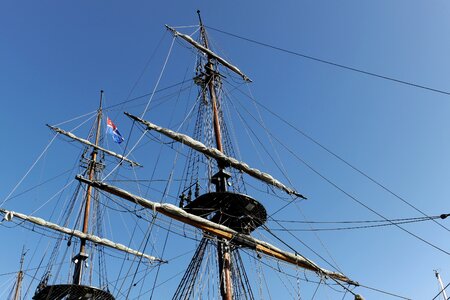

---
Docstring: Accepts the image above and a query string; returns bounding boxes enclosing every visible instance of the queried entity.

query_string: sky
[1,1,450,299]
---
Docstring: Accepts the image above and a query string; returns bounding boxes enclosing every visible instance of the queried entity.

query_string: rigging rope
[245,84,295,189]
[5,168,74,202]
[120,31,168,116]
[274,214,449,224]
[358,283,412,300]
[103,39,187,183]
[1,134,58,207]
[270,214,449,232]
[268,122,450,255]
[149,121,184,299]
[244,248,412,299]
[232,83,450,233]
[228,86,450,256]
[262,221,342,274]
[430,280,450,300]
[141,36,176,118]
[225,91,296,199]
[206,26,450,97]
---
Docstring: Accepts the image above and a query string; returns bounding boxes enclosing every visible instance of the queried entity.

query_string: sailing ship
[2,12,380,299]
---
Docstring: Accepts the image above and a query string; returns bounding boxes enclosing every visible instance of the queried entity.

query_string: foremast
[0,90,163,300]
[72,90,104,285]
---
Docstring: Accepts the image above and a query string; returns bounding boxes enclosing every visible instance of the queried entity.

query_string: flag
[107,117,124,144]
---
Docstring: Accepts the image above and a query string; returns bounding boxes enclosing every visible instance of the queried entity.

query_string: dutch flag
[107,117,125,144]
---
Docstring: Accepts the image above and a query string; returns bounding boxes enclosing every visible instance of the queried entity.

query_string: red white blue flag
[107,117,124,144]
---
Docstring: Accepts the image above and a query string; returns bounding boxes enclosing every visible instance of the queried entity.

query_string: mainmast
[198,11,223,154]
[197,11,232,300]
[72,90,104,285]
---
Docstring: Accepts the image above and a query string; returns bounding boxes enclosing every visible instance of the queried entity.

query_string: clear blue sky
[1,1,450,299]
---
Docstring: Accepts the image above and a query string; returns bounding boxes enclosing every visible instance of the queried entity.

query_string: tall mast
[198,11,223,154]
[13,247,26,300]
[197,11,232,300]
[72,90,104,285]
[435,270,448,300]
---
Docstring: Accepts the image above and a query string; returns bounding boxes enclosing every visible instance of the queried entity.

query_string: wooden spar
[0,208,165,263]
[47,125,141,167]
[165,25,252,83]
[124,112,306,199]
[75,176,358,286]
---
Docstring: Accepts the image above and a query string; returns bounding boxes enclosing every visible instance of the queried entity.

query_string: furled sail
[48,125,141,167]
[165,25,252,82]
[125,112,306,199]
[0,208,164,263]
[76,176,356,285]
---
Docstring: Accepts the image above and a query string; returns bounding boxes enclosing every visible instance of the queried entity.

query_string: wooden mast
[72,90,104,285]
[13,247,26,300]
[197,11,223,154]
[197,11,232,300]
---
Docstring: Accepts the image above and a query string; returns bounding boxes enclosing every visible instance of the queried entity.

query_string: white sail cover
[125,113,306,199]
[48,125,141,167]
[166,25,252,82]
[0,208,164,263]
[76,176,356,285]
